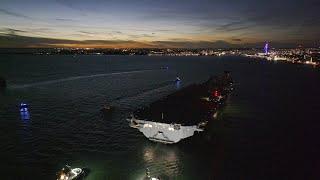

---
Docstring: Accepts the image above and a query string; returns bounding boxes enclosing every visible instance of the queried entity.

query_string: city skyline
[0,0,319,48]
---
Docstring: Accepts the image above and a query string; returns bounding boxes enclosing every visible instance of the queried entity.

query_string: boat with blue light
[20,103,29,112]
[19,103,30,120]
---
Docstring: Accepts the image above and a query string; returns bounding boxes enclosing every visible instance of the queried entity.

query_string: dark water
[0,55,319,179]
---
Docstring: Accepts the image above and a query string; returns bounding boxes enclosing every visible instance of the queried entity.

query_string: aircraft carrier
[128,71,234,144]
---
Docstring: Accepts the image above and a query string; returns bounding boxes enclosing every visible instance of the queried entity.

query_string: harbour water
[0,55,319,179]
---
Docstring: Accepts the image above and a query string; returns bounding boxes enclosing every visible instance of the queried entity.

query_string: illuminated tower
[264,42,269,55]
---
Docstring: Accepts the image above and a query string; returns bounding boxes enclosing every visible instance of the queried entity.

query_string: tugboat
[175,76,181,82]
[0,77,6,90]
[101,105,114,114]
[56,165,84,180]
[101,105,114,112]
[101,105,115,119]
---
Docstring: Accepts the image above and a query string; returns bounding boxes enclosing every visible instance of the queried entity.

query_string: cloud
[79,30,123,35]
[0,8,33,19]
[231,38,242,42]
[0,34,151,48]
[216,21,252,32]
[79,31,95,34]
[0,33,317,49]
[1,0,320,47]
[55,0,87,16]
[55,18,76,22]
[147,40,237,49]
[0,28,29,35]
[128,34,155,39]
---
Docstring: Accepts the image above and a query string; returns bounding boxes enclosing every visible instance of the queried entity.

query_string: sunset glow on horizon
[0,0,319,48]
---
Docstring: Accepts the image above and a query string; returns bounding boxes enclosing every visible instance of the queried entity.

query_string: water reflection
[20,111,30,120]
[18,102,32,148]
[141,144,180,179]
[175,80,181,89]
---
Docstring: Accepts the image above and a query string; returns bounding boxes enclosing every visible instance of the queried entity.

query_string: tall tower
[264,42,269,55]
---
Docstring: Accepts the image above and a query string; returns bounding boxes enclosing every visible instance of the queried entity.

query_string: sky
[0,0,319,48]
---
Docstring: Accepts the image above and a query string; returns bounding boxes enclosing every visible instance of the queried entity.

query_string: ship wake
[10,69,159,89]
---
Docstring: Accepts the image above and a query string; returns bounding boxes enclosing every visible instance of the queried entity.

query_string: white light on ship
[143,124,153,128]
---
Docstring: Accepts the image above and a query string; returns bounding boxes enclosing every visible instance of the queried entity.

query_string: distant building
[264,42,269,55]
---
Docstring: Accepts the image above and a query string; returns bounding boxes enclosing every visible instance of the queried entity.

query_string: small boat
[161,66,169,70]
[57,165,84,180]
[101,105,114,120]
[101,105,114,113]
[20,103,29,112]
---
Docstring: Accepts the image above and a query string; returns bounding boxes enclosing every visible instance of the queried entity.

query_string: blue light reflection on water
[175,80,181,89]
[20,111,30,121]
